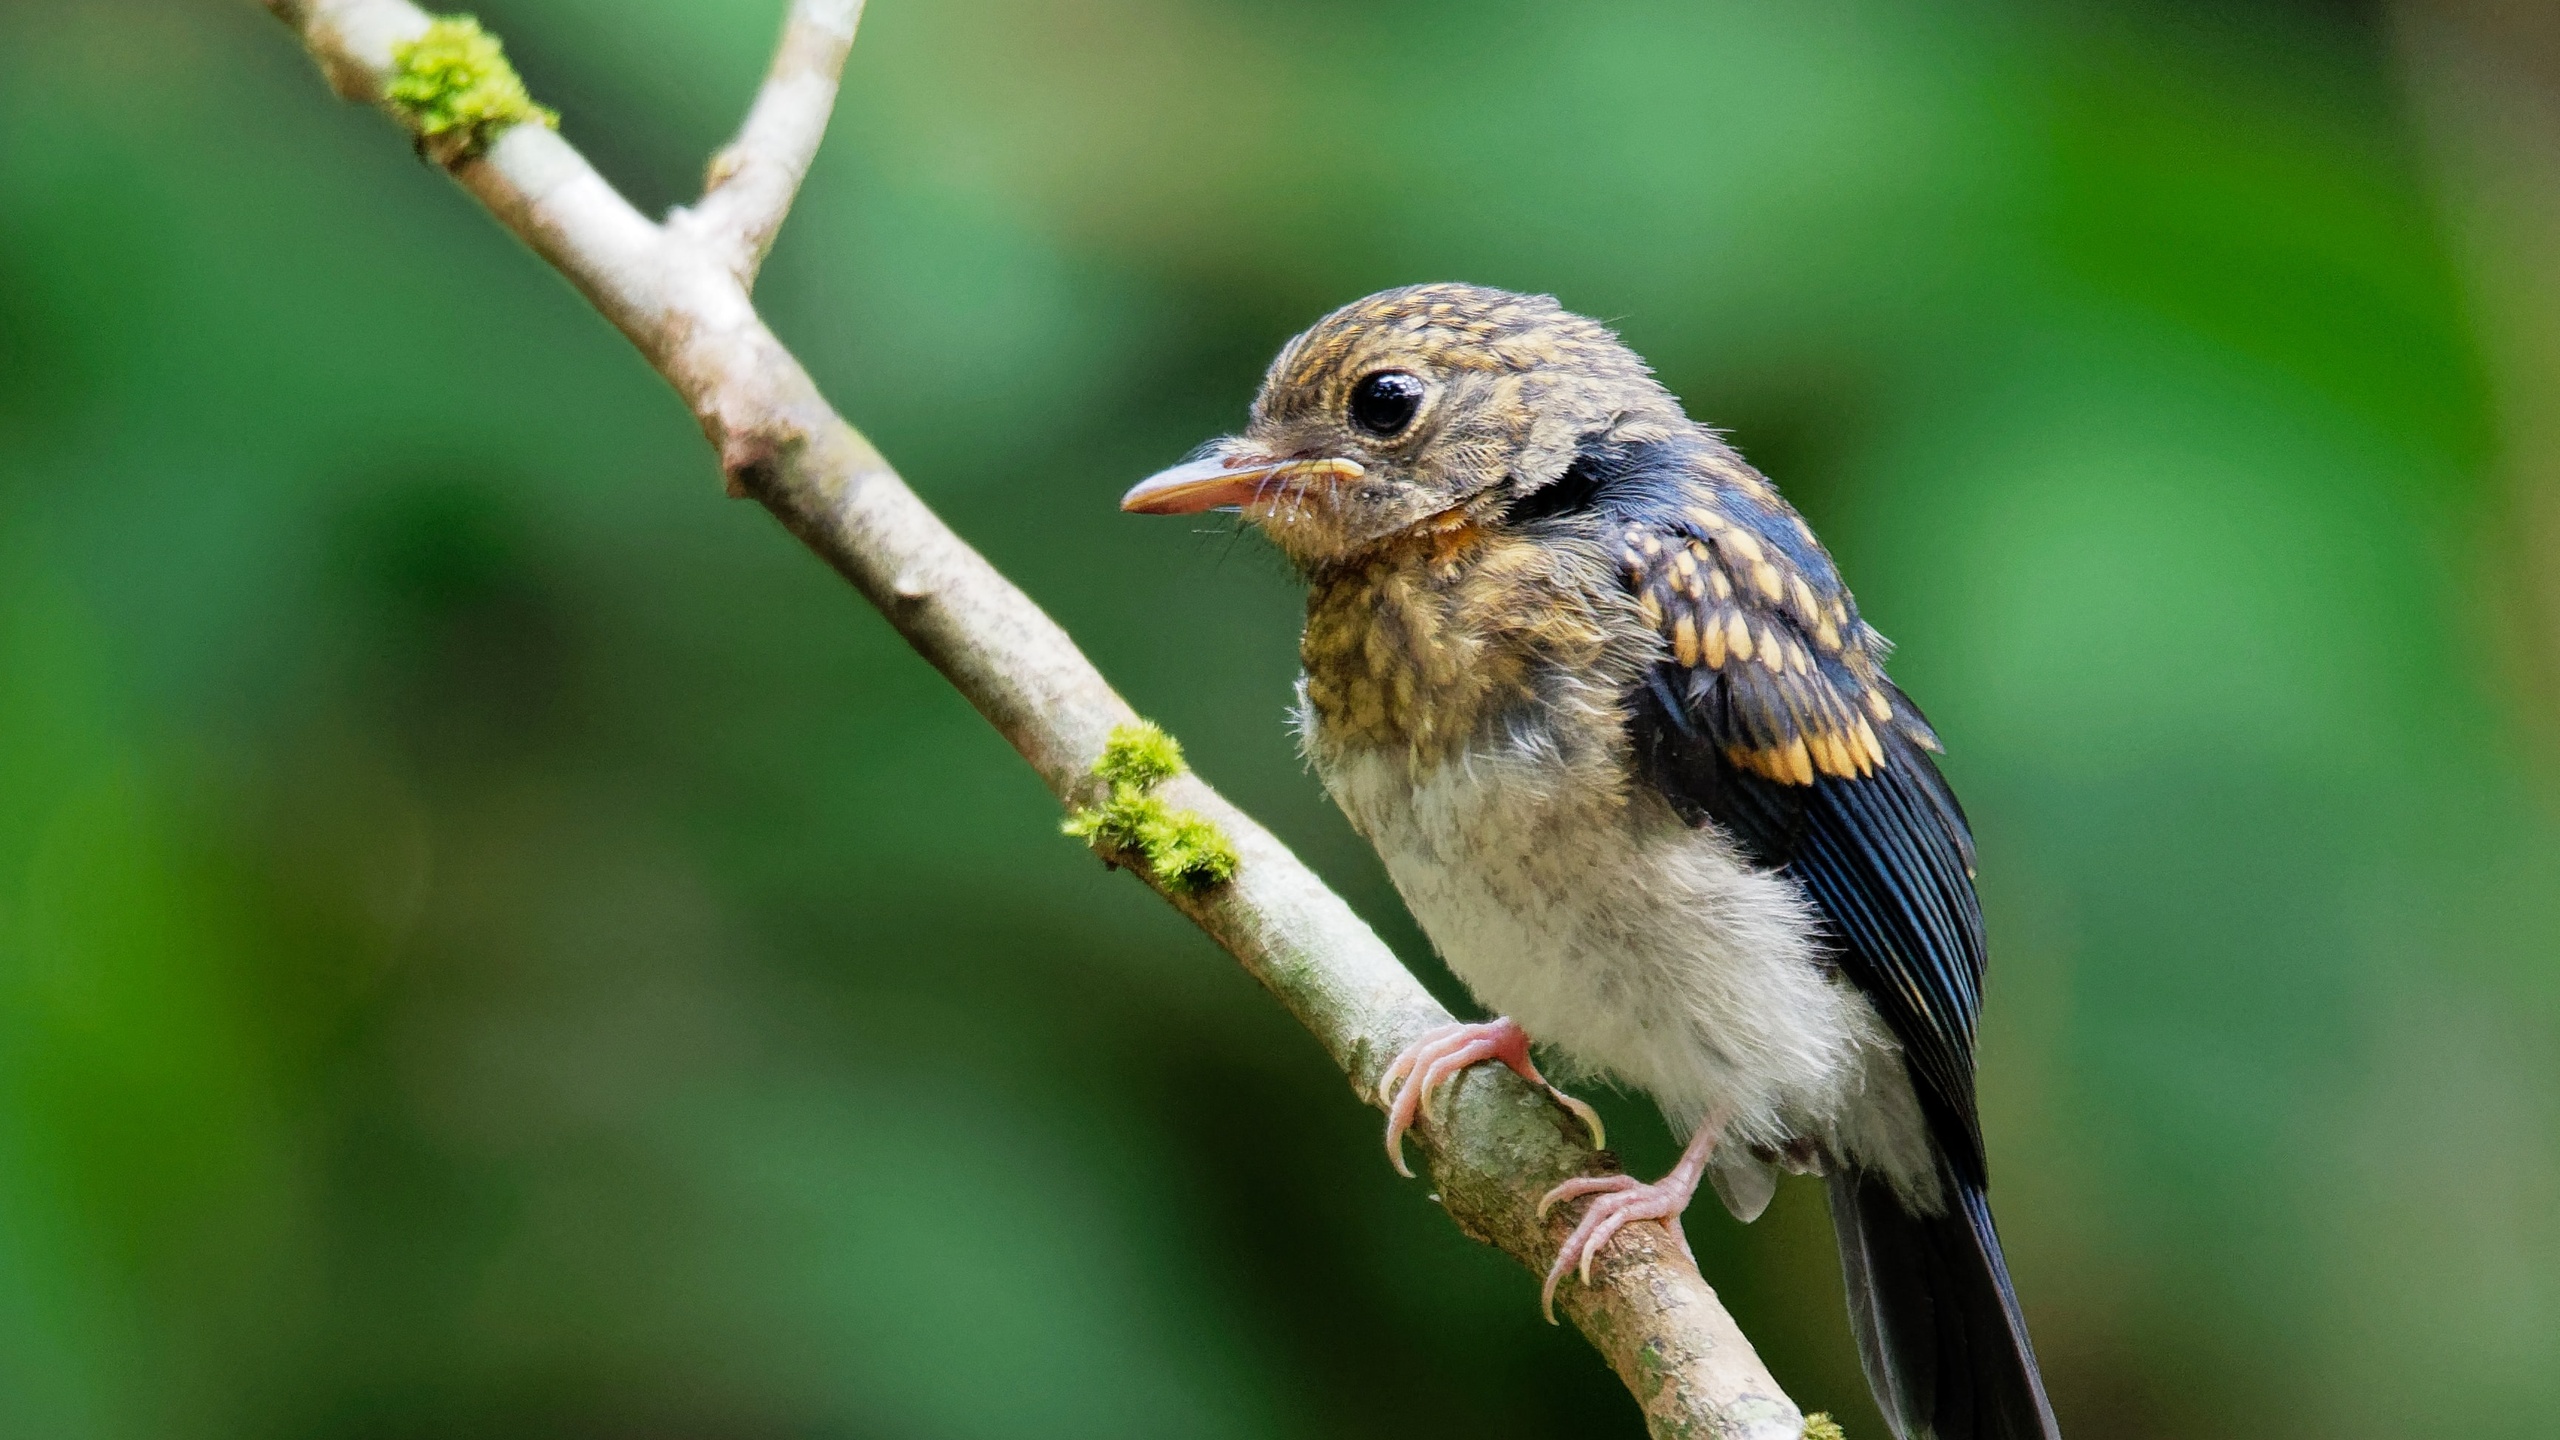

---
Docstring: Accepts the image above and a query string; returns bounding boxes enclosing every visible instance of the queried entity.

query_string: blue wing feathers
[1586,430,2055,1438]
[1592,433,1992,1180]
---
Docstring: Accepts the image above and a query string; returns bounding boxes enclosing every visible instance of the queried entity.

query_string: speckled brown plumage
[1299,526,1637,764]
[1121,282,2060,1440]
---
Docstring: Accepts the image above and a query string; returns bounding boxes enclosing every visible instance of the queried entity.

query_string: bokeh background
[4,0,2559,1435]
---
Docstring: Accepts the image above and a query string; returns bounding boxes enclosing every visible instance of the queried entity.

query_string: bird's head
[1121,283,1685,568]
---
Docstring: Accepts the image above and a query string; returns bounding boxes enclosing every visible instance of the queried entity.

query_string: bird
[1119,283,2059,1440]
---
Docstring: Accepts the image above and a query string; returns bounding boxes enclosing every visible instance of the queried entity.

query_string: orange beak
[1119,450,1365,515]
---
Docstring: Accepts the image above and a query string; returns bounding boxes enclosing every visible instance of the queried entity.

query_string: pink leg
[1534,1109,1729,1322]
[1374,1017,1607,1178]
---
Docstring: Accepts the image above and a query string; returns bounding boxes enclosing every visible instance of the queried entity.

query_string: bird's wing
[1613,472,1989,1178]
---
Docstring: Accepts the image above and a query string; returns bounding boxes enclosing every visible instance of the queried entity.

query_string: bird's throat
[1299,529,1621,765]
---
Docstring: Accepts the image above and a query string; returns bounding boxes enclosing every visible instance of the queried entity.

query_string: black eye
[1349,371,1426,437]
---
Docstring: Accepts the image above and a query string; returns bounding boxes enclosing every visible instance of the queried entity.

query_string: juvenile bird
[1122,284,2059,1440]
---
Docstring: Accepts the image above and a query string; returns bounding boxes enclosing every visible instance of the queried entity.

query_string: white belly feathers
[1307,704,1935,1217]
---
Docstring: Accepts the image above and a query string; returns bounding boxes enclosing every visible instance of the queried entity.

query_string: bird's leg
[1374,1017,1607,1178]
[1534,1108,1731,1322]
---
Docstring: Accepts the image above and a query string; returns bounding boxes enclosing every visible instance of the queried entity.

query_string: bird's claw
[1374,1017,1602,1178]
[1534,1111,1725,1323]
[1535,1172,1700,1323]
[1545,1086,1608,1154]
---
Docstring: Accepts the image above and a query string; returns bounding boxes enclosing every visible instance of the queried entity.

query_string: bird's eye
[1349,371,1426,437]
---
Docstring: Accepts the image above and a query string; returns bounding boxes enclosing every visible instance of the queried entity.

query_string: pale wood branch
[672,0,865,285]
[258,3,1814,1434]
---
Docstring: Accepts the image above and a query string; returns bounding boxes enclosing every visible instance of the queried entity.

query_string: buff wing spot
[1620,500,1892,783]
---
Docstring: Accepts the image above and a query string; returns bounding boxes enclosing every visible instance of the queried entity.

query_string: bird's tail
[1826,1155,2060,1440]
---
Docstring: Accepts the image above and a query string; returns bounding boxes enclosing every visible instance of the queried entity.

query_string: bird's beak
[1119,449,1365,515]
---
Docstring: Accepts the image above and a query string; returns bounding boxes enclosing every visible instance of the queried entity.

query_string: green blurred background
[4,0,2558,1434]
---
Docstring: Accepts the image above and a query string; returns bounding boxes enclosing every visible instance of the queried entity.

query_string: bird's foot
[1374,1017,1605,1178]
[1534,1113,1725,1322]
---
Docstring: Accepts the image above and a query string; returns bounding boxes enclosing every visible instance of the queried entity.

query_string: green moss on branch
[1064,722,1238,894]
[1801,1415,1845,1440]
[385,15,557,165]
[1092,723,1185,790]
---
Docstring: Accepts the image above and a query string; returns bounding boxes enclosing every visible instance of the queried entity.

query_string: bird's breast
[1297,534,1633,766]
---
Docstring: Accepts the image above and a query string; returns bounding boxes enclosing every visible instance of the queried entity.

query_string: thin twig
[672,0,865,285]
[258,2,1815,1434]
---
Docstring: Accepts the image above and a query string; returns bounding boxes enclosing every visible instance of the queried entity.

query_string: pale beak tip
[1117,453,1264,517]
[1118,472,1213,515]
[1117,452,1360,517]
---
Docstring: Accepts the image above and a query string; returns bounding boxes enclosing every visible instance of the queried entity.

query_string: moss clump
[1092,722,1185,790]
[1063,722,1238,895]
[1801,1415,1846,1440]
[385,16,557,165]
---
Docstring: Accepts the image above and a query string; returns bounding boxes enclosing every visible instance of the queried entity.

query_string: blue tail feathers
[1826,1157,2060,1440]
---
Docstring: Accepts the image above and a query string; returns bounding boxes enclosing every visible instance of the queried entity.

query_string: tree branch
[260,3,1816,1434]
[672,0,864,285]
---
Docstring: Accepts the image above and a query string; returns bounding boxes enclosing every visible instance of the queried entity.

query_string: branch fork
[667,0,861,285]
[260,3,1820,1434]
